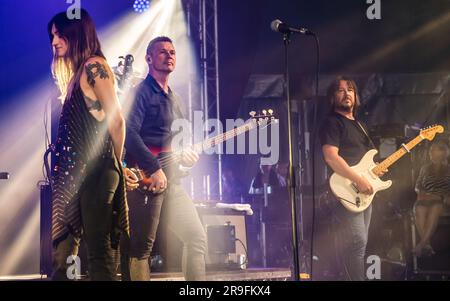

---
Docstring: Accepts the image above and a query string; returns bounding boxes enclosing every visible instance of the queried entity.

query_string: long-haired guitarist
[319,76,385,280]
[122,36,206,281]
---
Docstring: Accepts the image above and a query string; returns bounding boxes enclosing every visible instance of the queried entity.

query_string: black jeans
[332,203,372,281]
[123,183,207,280]
[52,158,120,281]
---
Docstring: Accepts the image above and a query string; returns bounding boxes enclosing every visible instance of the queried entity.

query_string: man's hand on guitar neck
[149,168,167,193]
[180,149,199,168]
[375,162,388,177]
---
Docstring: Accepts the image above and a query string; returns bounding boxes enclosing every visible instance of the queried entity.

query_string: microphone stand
[283,32,301,281]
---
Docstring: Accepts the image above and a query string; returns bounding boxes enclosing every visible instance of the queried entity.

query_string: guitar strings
[146,119,274,170]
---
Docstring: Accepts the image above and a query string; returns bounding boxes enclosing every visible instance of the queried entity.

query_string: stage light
[133,0,150,13]
[100,0,198,107]
[0,81,56,276]
[0,0,200,276]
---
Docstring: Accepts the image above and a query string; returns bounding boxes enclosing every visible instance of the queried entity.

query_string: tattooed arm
[84,57,125,162]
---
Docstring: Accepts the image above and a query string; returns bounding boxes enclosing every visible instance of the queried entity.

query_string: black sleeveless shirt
[52,83,129,247]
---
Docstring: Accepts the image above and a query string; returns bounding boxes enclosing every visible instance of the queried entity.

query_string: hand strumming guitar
[354,176,374,195]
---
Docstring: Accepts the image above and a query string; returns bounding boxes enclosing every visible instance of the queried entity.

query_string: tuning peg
[249,111,256,117]
[262,109,267,115]
[268,109,273,115]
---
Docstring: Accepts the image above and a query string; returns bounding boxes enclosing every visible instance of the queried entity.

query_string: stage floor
[0,268,292,281]
[151,268,292,281]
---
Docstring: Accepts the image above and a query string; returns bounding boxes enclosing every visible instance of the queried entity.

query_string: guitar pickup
[351,183,360,193]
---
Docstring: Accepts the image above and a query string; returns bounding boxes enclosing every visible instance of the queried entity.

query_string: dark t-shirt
[320,113,372,166]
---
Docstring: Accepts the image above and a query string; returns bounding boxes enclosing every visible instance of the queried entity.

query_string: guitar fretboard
[158,117,275,169]
[372,134,424,176]
[192,121,257,153]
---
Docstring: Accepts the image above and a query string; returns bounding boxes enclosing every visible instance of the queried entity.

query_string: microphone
[270,19,313,35]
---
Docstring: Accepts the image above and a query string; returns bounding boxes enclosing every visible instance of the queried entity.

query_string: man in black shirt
[123,36,206,280]
[320,76,381,280]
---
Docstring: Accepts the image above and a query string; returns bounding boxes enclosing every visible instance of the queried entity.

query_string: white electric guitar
[329,125,444,213]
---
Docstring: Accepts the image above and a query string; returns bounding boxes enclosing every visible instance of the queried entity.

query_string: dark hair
[48,9,105,101]
[48,9,105,74]
[427,139,450,177]
[326,76,361,115]
[146,36,173,55]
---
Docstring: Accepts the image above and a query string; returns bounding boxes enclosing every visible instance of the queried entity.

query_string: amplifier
[206,224,236,254]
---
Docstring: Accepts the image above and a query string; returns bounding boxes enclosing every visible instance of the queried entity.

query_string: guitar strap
[356,120,377,150]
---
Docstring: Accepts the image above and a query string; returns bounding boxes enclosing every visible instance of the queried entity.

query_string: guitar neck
[192,121,256,153]
[372,134,424,176]
[156,121,257,170]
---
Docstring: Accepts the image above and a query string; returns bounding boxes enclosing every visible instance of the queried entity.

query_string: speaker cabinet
[153,206,248,271]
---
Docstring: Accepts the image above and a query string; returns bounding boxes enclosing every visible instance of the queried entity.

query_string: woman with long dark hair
[48,9,135,280]
[414,140,450,257]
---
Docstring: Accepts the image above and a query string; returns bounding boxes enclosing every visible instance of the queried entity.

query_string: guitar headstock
[249,109,278,126]
[420,125,444,141]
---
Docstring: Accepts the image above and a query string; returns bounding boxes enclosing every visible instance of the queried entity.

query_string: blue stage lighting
[133,0,150,13]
